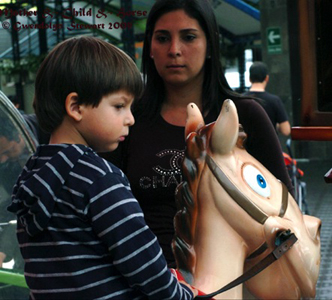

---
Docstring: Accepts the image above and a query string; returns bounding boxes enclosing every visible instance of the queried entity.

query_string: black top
[112,98,293,266]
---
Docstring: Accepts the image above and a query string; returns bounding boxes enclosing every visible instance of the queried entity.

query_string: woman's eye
[183,34,196,42]
[242,164,271,198]
[155,35,169,43]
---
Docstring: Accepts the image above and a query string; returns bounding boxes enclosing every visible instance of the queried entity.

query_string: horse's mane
[172,123,246,283]
[172,123,213,283]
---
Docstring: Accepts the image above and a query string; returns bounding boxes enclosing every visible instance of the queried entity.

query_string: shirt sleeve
[88,171,193,300]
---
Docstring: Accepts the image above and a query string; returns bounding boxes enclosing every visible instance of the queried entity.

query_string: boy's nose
[126,111,135,126]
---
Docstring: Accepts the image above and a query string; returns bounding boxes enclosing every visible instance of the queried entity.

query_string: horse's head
[173,100,321,299]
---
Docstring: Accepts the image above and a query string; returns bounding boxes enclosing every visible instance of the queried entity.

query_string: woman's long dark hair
[134,0,243,120]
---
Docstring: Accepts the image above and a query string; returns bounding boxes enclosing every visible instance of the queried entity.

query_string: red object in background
[283,152,304,177]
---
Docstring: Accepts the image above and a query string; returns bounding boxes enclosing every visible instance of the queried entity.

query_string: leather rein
[195,155,298,299]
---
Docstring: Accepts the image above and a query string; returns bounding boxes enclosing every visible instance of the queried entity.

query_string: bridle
[206,155,289,224]
[195,155,298,299]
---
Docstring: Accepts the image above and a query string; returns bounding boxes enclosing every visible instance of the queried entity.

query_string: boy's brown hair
[34,36,143,133]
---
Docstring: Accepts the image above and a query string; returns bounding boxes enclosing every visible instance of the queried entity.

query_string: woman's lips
[167,65,185,69]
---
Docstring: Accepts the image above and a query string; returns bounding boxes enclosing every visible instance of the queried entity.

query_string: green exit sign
[267,27,282,54]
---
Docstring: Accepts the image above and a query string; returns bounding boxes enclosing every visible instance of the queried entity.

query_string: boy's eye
[114,104,124,110]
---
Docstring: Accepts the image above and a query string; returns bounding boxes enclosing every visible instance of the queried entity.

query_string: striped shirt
[8,144,193,300]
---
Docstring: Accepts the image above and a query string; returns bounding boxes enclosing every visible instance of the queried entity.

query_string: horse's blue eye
[242,164,271,198]
[257,175,267,188]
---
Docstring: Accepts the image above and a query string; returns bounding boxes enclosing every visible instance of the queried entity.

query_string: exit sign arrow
[267,27,282,54]
[268,30,281,44]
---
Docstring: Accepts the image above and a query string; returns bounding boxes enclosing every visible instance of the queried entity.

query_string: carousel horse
[172,100,321,299]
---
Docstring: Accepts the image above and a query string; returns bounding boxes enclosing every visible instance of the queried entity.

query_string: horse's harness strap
[206,155,288,224]
[195,232,298,299]
[206,155,268,224]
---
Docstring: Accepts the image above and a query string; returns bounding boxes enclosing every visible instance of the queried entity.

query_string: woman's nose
[168,39,181,57]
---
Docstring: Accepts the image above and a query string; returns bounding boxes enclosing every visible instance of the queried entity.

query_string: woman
[114,0,293,267]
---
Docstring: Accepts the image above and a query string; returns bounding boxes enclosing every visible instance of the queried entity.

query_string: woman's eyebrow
[179,28,199,33]
[153,29,169,34]
[153,28,199,34]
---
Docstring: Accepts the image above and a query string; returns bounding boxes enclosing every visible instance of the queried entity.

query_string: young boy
[7,36,196,299]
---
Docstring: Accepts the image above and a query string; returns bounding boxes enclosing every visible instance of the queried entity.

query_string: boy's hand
[179,279,198,298]
[171,268,213,299]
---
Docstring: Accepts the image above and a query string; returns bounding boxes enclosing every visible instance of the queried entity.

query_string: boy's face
[79,90,135,152]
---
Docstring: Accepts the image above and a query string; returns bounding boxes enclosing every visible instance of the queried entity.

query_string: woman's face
[150,9,207,88]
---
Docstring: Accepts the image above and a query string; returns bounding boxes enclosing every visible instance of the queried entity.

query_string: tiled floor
[297,159,332,299]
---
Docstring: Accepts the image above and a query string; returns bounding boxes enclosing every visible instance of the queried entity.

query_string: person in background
[0,109,27,272]
[8,95,25,114]
[244,61,291,136]
[8,93,50,144]
[108,0,293,267]
[7,36,196,300]
[23,113,50,144]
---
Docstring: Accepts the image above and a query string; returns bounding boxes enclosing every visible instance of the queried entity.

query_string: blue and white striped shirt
[8,144,193,300]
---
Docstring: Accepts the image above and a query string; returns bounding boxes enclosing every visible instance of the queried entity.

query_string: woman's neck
[161,82,203,126]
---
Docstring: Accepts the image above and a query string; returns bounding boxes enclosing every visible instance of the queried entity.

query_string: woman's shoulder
[232,97,275,138]
[234,97,267,119]
[234,97,261,109]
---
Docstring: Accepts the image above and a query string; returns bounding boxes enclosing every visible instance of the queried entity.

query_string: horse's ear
[211,99,239,154]
[185,103,205,138]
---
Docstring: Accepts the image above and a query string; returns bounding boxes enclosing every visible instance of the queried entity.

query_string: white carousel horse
[172,100,321,299]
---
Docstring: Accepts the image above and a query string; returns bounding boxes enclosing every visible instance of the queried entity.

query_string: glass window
[0,92,35,298]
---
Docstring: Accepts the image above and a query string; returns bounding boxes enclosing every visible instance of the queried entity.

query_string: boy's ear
[65,92,82,121]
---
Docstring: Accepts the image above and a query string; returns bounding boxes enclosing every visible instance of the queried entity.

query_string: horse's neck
[188,169,249,299]
[192,219,248,299]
